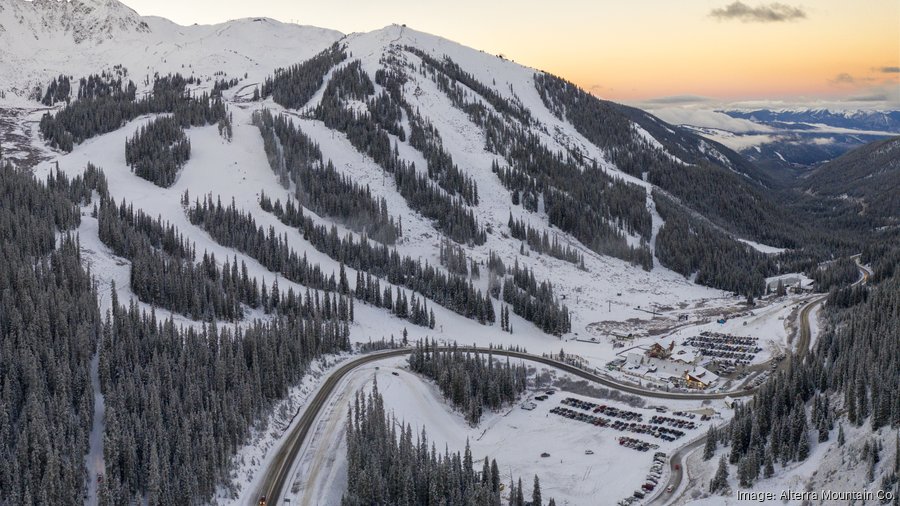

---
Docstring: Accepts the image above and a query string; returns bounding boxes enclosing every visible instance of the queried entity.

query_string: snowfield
[0,3,855,505]
[281,356,725,506]
[674,415,899,506]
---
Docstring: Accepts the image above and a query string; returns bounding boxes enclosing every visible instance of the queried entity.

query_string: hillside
[801,136,900,224]
[0,0,342,102]
[1,1,897,505]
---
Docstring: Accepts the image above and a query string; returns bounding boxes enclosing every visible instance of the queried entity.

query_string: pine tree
[532,475,542,506]
[710,456,729,494]
[704,426,718,460]
[764,451,774,478]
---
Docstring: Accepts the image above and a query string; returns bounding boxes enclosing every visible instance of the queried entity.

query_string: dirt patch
[0,107,52,169]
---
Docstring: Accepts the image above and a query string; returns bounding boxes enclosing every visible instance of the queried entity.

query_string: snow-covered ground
[738,239,786,255]
[211,354,352,504]
[1,4,860,505]
[283,356,725,506]
[675,416,898,506]
[0,0,342,106]
[83,352,106,506]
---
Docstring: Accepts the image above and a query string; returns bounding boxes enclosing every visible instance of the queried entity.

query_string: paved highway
[255,260,873,505]
[648,258,871,506]
[252,345,760,505]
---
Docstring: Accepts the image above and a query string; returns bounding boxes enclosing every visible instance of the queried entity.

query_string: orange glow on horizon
[121,0,900,105]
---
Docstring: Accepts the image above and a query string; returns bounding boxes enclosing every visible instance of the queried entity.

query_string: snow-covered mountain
[725,108,900,134]
[3,2,898,506]
[0,0,342,100]
[660,107,900,171]
[2,0,816,377]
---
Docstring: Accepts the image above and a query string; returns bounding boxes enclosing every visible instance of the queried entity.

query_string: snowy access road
[647,258,872,506]
[253,346,767,505]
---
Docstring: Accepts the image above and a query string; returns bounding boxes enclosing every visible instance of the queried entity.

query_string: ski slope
[0,2,825,504]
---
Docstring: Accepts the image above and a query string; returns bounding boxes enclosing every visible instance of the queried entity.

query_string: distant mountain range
[675,108,900,172]
[802,136,900,224]
[724,109,900,133]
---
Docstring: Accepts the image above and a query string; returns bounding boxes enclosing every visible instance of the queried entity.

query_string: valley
[1,2,898,506]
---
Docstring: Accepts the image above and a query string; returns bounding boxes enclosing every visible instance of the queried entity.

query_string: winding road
[253,259,873,506]
[647,257,871,506]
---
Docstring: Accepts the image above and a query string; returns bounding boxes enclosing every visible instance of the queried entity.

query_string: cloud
[646,108,774,133]
[847,92,887,102]
[828,72,855,85]
[704,133,782,151]
[876,66,900,74]
[641,95,713,105]
[710,1,806,23]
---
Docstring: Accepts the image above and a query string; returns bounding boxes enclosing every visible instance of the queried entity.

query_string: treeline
[253,109,401,244]
[408,341,527,425]
[533,71,805,253]
[501,260,571,336]
[311,59,486,245]
[78,72,131,100]
[258,193,501,327]
[711,261,900,491]
[40,73,228,152]
[342,384,555,506]
[210,77,240,98]
[404,47,533,125]
[410,50,651,268]
[862,242,900,284]
[654,193,772,298]
[508,213,584,266]
[260,43,346,109]
[353,270,436,329]
[187,194,428,327]
[812,257,860,291]
[0,164,100,505]
[41,74,72,105]
[95,179,355,322]
[440,236,473,276]
[98,297,351,505]
[44,162,109,206]
[818,273,900,431]
[375,63,480,206]
[714,368,815,489]
[125,116,191,187]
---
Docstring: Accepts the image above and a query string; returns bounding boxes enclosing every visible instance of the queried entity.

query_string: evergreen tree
[532,475,542,506]
[710,456,729,494]
[703,426,718,461]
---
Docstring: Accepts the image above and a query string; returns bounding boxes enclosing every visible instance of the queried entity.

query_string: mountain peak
[2,0,149,45]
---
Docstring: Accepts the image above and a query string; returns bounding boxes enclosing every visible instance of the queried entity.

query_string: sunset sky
[119,0,899,108]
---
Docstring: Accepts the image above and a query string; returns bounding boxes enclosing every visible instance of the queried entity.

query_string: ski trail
[83,351,106,506]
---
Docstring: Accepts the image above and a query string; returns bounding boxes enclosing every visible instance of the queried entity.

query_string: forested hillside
[710,256,900,493]
[0,164,101,505]
[342,383,555,506]
[4,6,900,505]
[802,136,900,223]
[408,341,527,425]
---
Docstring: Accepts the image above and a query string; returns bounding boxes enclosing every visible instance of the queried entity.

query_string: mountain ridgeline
[6,8,900,505]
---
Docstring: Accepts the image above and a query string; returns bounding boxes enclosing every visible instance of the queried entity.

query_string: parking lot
[683,331,762,368]
[550,397,696,445]
[617,451,669,505]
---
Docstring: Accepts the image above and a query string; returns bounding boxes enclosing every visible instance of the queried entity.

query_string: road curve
[257,260,875,505]
[648,259,871,506]
[255,344,759,505]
